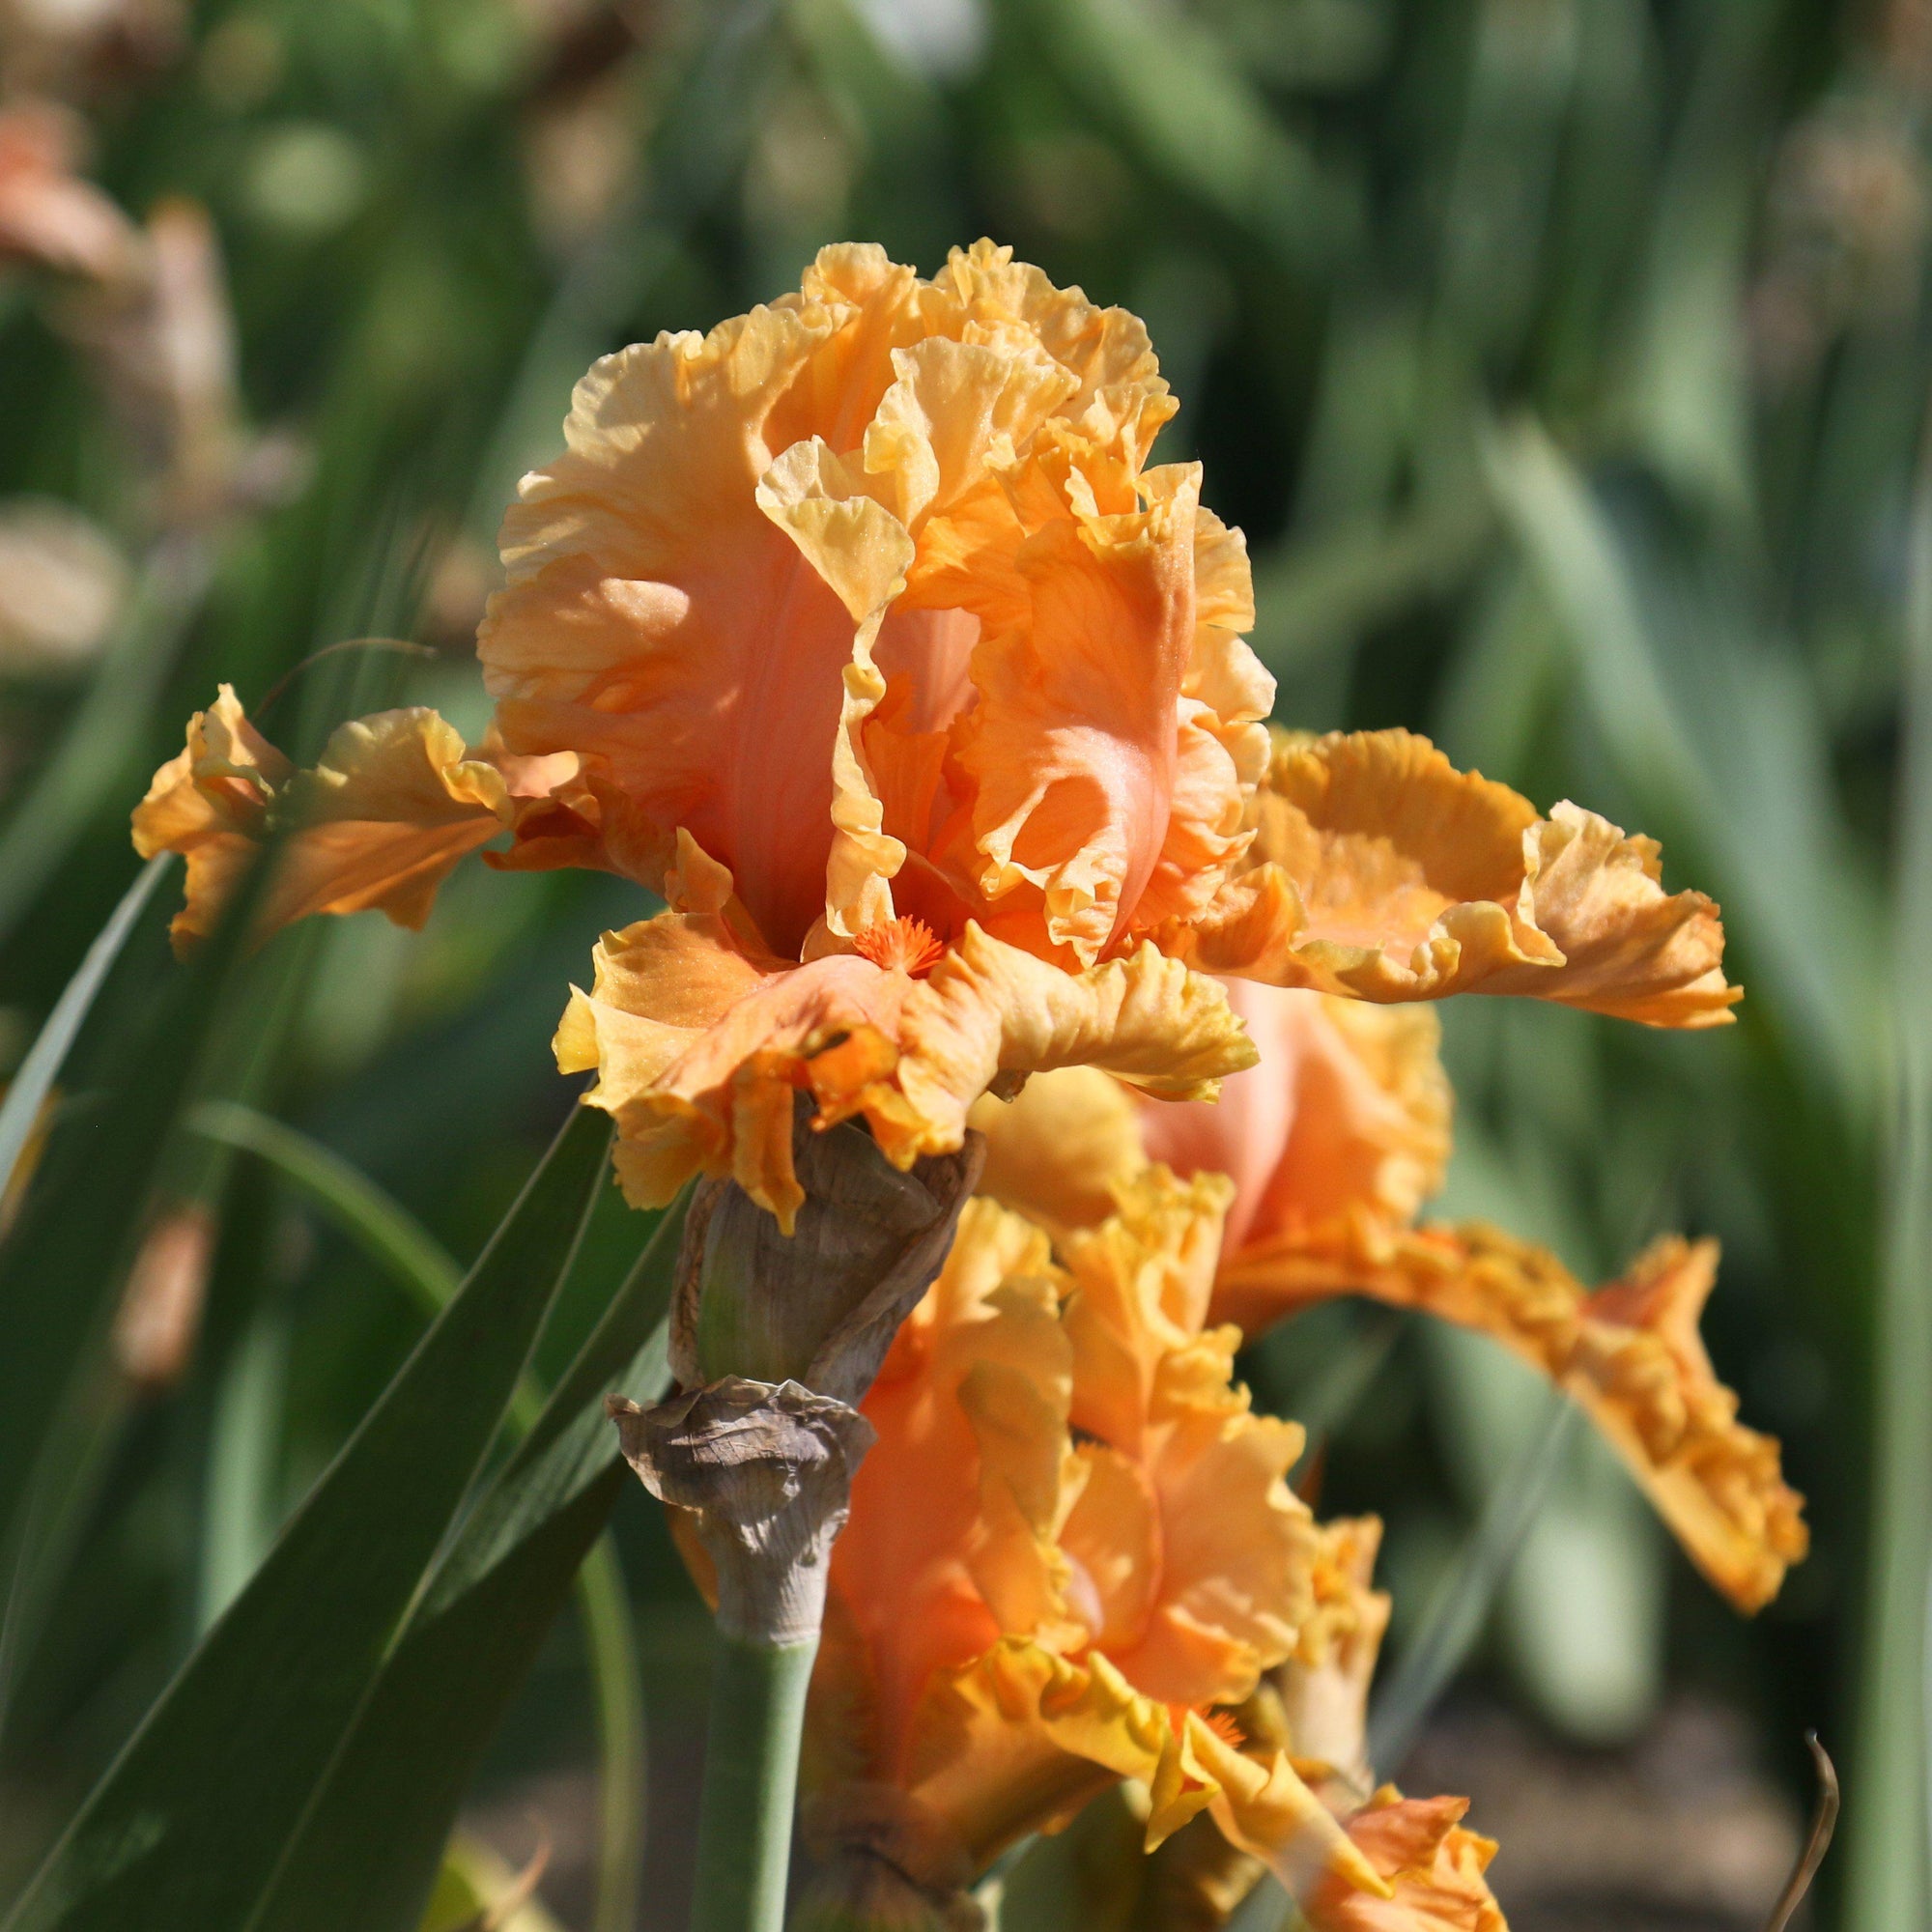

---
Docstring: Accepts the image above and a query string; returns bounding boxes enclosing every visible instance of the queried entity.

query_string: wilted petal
[1215,1221,1806,1613]
[1173,730,1739,1027]
[133,689,506,952]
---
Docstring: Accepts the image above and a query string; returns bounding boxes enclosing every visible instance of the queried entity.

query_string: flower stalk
[610,1377,875,1932]
[689,1634,819,1932]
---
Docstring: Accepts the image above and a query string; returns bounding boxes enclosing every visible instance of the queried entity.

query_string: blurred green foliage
[0,0,1925,1925]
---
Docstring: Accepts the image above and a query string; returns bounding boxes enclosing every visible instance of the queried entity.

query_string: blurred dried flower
[0,497,128,671]
[0,96,138,277]
[522,66,640,254]
[1751,95,1929,385]
[0,0,184,99]
[59,195,251,525]
[111,1201,214,1389]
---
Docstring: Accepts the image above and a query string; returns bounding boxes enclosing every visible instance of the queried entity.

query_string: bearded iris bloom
[135,245,1736,1236]
[784,1173,1506,1931]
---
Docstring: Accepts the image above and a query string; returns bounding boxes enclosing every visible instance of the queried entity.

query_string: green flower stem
[690,1633,818,1932]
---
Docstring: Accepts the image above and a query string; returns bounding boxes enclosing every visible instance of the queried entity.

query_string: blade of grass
[1482,414,1874,1106]
[196,1302,291,1634]
[1007,0,1349,275]
[186,1099,462,1310]
[576,1538,646,1932]
[188,1100,652,1932]
[250,1196,687,1932]
[1367,1395,1576,1773]
[0,855,170,1206]
[0,827,270,1741]
[1843,425,1932,1932]
[2,1106,611,1931]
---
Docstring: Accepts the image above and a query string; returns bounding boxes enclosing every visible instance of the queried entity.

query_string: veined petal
[1214,1221,1807,1613]
[1171,730,1739,1026]
[958,466,1206,964]
[480,298,874,953]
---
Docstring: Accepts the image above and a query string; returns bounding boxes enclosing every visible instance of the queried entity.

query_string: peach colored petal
[1279,1517,1390,1808]
[1303,1789,1507,1932]
[756,436,916,946]
[555,897,1256,1231]
[957,464,1231,964]
[132,690,506,952]
[1215,1221,1806,1613]
[1187,1714,1387,1903]
[1171,730,1740,1026]
[1136,984,1450,1256]
[968,1064,1146,1243]
[1056,1171,1316,1710]
[835,1200,1072,1786]
[895,926,1258,1142]
[264,708,508,929]
[479,298,867,952]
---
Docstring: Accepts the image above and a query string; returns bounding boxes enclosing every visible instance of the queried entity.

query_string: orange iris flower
[792,1174,1504,1930]
[134,246,1736,1233]
[972,974,1806,1615]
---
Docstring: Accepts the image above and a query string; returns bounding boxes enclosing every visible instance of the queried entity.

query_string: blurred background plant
[0,0,1919,1927]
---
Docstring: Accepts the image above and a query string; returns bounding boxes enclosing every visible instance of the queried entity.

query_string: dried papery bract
[609,1378,875,1648]
[678,1107,986,1405]
[609,1111,983,1932]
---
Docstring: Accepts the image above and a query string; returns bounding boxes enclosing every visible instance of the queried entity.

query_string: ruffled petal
[1214,1221,1807,1613]
[1170,730,1739,1027]
[1188,1716,1388,1904]
[833,1200,1071,1788]
[264,709,508,928]
[131,688,503,952]
[555,897,1256,1232]
[901,1638,1379,1901]
[479,298,873,952]
[1055,1171,1315,1709]
[957,462,1256,965]
[1279,1517,1390,1806]
[1303,1789,1507,1932]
